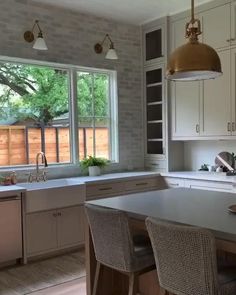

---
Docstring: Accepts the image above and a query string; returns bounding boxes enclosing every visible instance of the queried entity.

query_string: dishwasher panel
[0,197,22,263]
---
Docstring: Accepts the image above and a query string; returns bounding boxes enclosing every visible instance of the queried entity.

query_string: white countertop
[87,187,236,241]
[0,171,160,196]
[69,171,160,184]
[161,171,236,183]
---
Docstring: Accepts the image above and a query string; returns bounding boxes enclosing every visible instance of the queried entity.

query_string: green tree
[0,62,109,125]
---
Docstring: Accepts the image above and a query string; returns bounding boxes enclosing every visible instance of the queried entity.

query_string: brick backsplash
[0,0,144,173]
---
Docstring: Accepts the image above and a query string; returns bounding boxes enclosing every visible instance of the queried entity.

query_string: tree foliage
[0,62,108,125]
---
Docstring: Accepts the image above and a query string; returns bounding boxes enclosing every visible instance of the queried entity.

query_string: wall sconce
[94,34,118,60]
[24,20,48,51]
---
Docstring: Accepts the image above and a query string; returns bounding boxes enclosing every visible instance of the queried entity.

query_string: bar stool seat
[146,218,236,295]
[85,204,155,295]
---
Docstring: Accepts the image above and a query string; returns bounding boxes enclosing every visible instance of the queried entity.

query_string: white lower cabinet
[164,177,185,188]
[26,205,84,256]
[185,180,234,193]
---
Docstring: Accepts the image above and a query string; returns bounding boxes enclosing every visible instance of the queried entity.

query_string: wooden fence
[0,126,109,166]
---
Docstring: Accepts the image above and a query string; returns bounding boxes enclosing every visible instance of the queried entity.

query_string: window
[0,58,118,167]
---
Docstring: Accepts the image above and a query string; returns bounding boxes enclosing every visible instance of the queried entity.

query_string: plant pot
[88,166,101,176]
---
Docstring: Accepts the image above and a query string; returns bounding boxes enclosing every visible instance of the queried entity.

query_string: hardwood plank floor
[0,250,86,295]
[28,277,86,295]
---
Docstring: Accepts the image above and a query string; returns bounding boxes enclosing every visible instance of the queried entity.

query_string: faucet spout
[36,152,48,174]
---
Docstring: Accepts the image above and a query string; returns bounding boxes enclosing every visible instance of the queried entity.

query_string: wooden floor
[0,250,86,295]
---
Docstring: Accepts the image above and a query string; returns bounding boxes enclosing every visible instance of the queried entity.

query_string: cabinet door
[0,199,22,263]
[202,50,231,136]
[57,206,85,248]
[26,210,57,255]
[172,81,200,138]
[231,2,236,46]
[144,25,164,64]
[231,47,236,134]
[171,17,188,50]
[201,4,230,49]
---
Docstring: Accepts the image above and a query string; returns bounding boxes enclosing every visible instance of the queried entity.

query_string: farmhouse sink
[21,178,86,213]
[19,178,83,191]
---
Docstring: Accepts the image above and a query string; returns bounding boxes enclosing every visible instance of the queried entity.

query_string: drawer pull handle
[135,182,148,186]
[99,187,113,191]
[151,164,159,166]
[232,122,235,132]
[228,122,231,132]
[170,183,179,187]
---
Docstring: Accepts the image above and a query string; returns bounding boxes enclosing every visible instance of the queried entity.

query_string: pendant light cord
[191,0,195,23]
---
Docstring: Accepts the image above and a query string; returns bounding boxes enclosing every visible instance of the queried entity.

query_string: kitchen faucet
[28,152,48,182]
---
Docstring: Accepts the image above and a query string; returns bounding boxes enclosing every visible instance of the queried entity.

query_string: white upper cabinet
[202,50,231,136]
[201,4,231,49]
[231,47,236,134]
[172,81,200,138]
[231,2,236,46]
[143,24,165,65]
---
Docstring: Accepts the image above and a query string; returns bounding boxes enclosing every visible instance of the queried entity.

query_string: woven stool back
[146,218,219,295]
[85,204,135,272]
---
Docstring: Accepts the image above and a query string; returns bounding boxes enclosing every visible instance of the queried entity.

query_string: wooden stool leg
[92,262,101,295]
[128,273,136,295]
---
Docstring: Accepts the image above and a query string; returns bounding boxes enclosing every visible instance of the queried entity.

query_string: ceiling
[32,0,212,25]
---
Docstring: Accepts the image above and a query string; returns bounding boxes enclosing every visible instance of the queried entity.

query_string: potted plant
[80,156,109,176]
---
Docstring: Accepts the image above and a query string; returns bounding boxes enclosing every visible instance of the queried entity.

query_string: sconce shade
[105,48,118,60]
[166,41,222,81]
[33,33,48,50]
[94,34,118,60]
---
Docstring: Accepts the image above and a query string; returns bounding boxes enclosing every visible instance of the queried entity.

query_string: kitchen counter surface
[69,171,160,184]
[161,171,236,183]
[87,187,236,241]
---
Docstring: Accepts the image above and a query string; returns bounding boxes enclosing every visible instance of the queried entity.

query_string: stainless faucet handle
[42,170,47,181]
[27,172,34,183]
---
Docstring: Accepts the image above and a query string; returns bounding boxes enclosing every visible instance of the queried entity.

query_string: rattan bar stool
[146,218,236,295]
[85,204,155,295]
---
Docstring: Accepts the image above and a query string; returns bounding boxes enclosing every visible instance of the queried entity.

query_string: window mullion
[92,73,96,157]
[69,69,79,163]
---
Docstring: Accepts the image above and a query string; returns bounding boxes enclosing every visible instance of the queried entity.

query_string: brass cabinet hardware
[232,122,235,132]
[196,124,200,133]
[135,182,148,186]
[99,187,112,191]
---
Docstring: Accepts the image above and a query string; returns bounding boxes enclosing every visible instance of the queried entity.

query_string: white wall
[184,141,236,171]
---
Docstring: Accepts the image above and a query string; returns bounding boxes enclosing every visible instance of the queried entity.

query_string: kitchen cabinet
[185,179,235,193]
[201,4,231,49]
[143,23,165,65]
[58,206,85,248]
[164,177,185,188]
[202,50,231,136]
[171,81,200,138]
[231,1,236,46]
[0,197,22,263]
[145,64,165,156]
[26,205,84,256]
[86,176,166,200]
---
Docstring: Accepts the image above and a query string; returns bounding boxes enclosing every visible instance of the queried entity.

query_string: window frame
[0,55,119,170]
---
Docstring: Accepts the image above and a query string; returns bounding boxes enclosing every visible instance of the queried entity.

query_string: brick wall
[0,0,144,176]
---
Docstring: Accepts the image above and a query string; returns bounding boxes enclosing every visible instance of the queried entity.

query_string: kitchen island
[86,188,236,295]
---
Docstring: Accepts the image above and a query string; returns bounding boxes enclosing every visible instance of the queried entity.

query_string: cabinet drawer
[186,180,234,193]
[164,177,185,188]
[145,160,166,171]
[86,182,123,199]
[125,177,159,192]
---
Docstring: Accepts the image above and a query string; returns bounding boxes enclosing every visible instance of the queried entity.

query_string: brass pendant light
[166,0,222,81]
